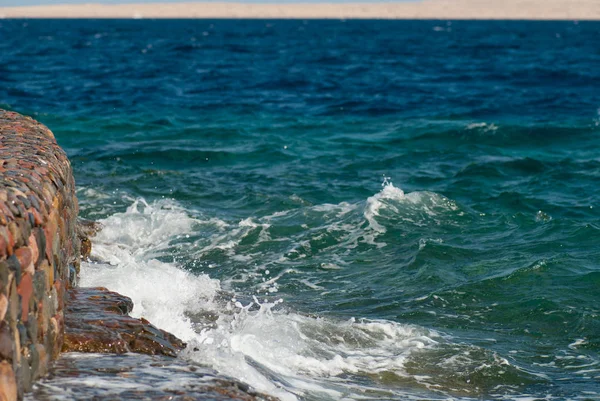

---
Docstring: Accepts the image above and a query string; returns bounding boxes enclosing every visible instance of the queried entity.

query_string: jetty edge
[0,109,78,400]
[0,109,188,400]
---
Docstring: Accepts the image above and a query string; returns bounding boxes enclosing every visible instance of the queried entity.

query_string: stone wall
[0,110,80,401]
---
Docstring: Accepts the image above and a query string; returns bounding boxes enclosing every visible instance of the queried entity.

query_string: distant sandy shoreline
[0,1,599,20]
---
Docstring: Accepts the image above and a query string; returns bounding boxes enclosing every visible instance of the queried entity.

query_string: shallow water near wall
[27,352,273,400]
[2,19,600,400]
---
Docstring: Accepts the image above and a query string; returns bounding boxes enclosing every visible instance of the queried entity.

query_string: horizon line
[1,1,599,20]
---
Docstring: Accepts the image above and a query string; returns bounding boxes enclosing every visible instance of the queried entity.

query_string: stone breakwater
[0,110,188,399]
[0,109,80,401]
[0,110,275,401]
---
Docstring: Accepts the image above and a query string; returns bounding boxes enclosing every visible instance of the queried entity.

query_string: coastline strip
[0,1,599,20]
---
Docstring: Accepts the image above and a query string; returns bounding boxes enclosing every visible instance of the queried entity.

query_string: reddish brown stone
[43,225,54,263]
[0,235,6,260]
[0,360,17,401]
[17,273,33,322]
[0,227,13,257]
[34,344,47,378]
[39,260,53,288]
[5,228,15,255]
[28,235,38,270]
[51,313,64,359]
[53,280,64,312]
[36,295,48,343]
[7,276,18,323]
[27,208,43,227]
[0,322,11,361]
[0,203,14,224]
[63,288,185,357]
[7,223,20,249]
[49,317,58,346]
[0,294,7,322]
[14,248,33,276]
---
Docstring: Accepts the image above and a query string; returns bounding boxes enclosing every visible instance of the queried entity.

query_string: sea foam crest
[364,177,406,233]
[364,178,461,236]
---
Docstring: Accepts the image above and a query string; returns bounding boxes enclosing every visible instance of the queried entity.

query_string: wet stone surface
[63,287,185,357]
[76,219,102,261]
[26,353,277,401]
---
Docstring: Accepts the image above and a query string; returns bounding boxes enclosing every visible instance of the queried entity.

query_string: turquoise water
[2,19,600,400]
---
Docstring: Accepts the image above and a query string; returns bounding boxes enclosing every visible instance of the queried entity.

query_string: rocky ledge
[63,287,184,356]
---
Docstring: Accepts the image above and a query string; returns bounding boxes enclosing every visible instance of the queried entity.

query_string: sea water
[1,19,599,400]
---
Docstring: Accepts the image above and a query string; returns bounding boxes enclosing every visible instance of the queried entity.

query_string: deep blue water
[2,19,600,401]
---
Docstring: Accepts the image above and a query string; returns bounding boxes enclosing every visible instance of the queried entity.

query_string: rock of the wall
[0,110,80,401]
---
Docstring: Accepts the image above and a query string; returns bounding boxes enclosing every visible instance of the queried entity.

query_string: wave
[365,178,462,235]
[80,193,535,400]
[82,198,444,400]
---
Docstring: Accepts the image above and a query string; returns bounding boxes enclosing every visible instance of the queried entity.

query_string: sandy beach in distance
[0,0,599,20]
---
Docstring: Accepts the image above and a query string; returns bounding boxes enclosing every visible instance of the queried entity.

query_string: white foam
[313,201,357,217]
[190,216,271,259]
[81,199,220,341]
[184,304,439,400]
[364,178,406,233]
[76,187,110,200]
[466,122,499,132]
[364,178,461,236]
[568,338,588,350]
[94,198,195,253]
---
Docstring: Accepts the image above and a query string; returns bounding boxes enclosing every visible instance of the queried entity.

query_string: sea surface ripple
[2,19,600,400]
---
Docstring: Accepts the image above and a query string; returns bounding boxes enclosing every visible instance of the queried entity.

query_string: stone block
[0,322,11,361]
[0,294,7,321]
[0,361,17,401]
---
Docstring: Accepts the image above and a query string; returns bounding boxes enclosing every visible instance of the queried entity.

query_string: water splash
[81,198,491,400]
[364,177,462,240]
